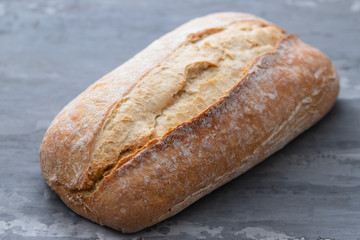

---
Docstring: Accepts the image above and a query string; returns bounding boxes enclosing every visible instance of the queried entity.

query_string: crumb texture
[88,22,285,187]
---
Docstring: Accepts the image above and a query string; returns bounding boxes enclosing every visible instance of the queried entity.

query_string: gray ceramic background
[0,0,359,239]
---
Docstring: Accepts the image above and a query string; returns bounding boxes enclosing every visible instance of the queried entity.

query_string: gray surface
[0,0,359,239]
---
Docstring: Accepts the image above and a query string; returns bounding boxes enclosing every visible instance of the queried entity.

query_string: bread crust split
[39,12,339,233]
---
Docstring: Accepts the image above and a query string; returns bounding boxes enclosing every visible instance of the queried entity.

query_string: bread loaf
[40,12,339,233]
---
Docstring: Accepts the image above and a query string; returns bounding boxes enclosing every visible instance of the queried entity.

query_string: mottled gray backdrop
[0,0,359,239]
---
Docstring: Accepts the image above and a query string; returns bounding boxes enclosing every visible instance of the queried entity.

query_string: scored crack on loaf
[40,12,339,233]
[89,21,285,191]
[40,12,275,191]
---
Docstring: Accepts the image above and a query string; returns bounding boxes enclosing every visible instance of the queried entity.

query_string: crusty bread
[40,12,339,233]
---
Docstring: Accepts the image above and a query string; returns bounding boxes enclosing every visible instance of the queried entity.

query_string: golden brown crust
[39,12,339,233]
[85,35,338,232]
[39,12,276,191]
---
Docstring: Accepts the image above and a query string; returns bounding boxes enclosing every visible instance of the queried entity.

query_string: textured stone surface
[0,0,359,239]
